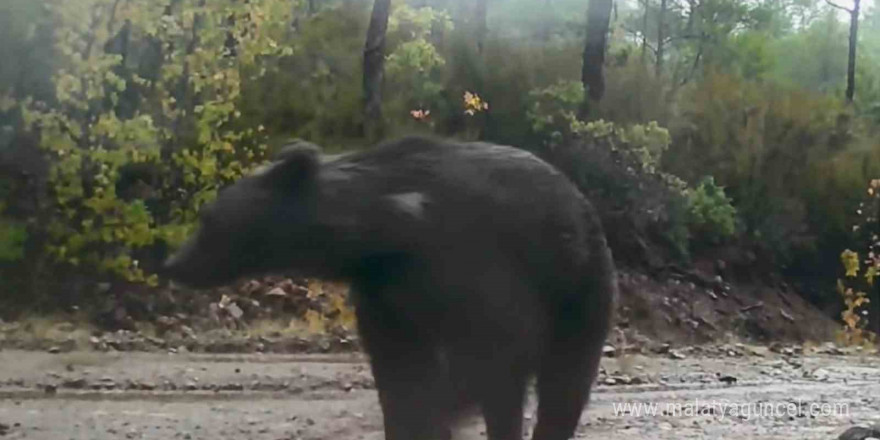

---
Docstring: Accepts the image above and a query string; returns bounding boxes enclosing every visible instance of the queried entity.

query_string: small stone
[265,287,287,297]
[717,374,737,385]
[669,350,686,360]
[602,345,617,357]
[61,378,87,389]
[655,343,671,354]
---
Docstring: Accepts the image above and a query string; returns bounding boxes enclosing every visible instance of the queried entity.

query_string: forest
[1,0,880,342]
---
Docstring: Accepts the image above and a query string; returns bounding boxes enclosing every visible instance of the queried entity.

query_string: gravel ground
[0,347,878,439]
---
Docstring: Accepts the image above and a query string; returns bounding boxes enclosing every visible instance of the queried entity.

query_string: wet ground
[0,347,878,439]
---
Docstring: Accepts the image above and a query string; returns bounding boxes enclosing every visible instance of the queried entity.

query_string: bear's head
[162,142,325,288]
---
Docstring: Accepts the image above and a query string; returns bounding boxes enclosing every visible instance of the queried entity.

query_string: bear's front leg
[352,282,454,440]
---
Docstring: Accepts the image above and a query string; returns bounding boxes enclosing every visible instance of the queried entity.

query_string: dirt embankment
[1,263,840,356]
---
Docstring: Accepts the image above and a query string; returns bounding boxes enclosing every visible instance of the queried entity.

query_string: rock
[819,342,844,356]
[242,280,262,295]
[655,343,671,355]
[43,384,57,395]
[669,350,687,360]
[61,378,88,389]
[809,368,831,382]
[717,374,738,385]
[226,303,244,319]
[265,287,287,297]
[136,381,157,391]
[602,345,617,357]
[219,382,244,391]
[98,377,117,390]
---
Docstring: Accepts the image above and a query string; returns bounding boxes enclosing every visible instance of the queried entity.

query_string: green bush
[0,180,26,263]
[526,80,584,144]
[18,0,294,285]
[0,216,26,263]
[686,176,738,245]
[543,117,691,265]
[383,4,452,132]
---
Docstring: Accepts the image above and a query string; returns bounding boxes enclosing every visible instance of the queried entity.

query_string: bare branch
[825,0,853,13]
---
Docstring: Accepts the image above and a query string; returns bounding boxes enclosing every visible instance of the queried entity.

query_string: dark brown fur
[164,136,617,440]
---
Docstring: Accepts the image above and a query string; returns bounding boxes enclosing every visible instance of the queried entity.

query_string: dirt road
[0,347,878,439]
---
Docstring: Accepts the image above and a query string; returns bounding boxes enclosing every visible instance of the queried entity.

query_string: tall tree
[582,0,614,105]
[363,0,392,141]
[475,0,489,54]
[826,0,860,102]
[655,0,667,77]
[639,0,650,63]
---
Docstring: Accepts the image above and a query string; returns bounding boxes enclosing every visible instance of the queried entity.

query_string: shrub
[18,0,294,286]
[0,216,26,263]
[384,4,452,130]
[526,80,584,144]
[686,176,738,245]
[543,118,691,266]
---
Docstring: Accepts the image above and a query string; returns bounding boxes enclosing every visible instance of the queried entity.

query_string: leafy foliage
[1,0,880,320]
[837,250,875,347]
[384,4,452,127]
[686,177,738,245]
[542,116,691,265]
[18,0,294,285]
[0,215,27,263]
[526,80,584,143]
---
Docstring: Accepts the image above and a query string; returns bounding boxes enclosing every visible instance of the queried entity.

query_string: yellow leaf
[841,250,860,277]
[304,309,326,334]
[867,266,878,286]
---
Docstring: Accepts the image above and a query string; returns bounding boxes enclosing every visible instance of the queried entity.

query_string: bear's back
[322,137,598,271]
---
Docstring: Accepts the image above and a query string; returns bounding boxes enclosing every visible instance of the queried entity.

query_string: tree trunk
[845,0,860,103]
[363,0,392,141]
[581,0,614,104]
[475,0,488,54]
[640,0,649,63]
[655,0,666,78]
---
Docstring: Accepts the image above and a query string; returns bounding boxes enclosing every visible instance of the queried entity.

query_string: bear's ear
[274,139,322,161]
[261,141,322,189]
